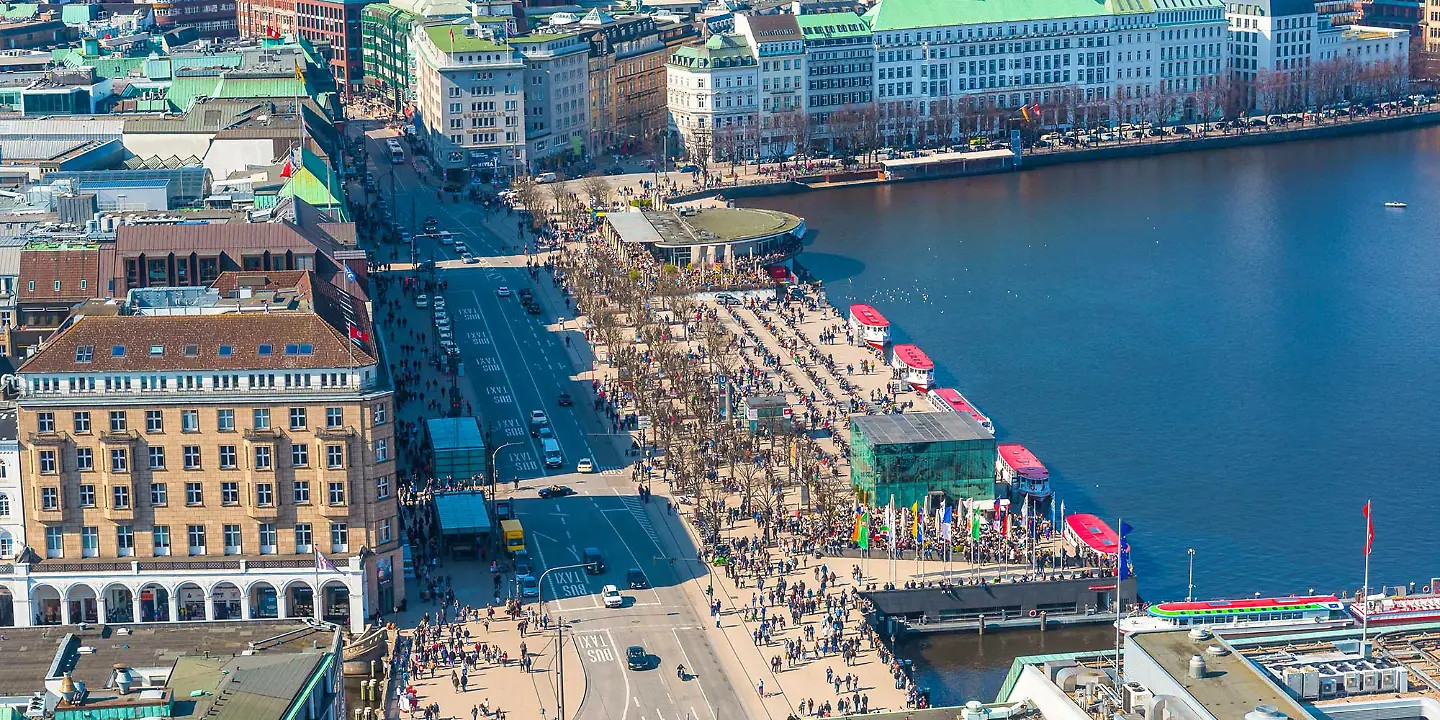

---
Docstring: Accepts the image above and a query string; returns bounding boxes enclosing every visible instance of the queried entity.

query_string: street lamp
[1186,548,1196,602]
[533,561,589,720]
[487,440,523,545]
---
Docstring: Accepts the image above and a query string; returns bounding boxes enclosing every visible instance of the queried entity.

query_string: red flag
[1362,501,1373,555]
[279,158,293,178]
[266,25,281,39]
[348,324,370,342]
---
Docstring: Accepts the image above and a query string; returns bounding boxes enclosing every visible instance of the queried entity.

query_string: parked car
[415,294,430,308]
[603,585,623,608]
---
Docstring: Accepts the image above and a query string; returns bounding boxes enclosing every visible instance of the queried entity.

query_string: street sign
[637,415,652,430]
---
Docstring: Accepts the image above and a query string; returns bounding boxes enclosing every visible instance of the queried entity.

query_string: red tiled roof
[18,247,103,302]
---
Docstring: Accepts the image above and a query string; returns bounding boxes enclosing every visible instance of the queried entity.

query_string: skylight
[258,344,273,356]
[112,345,126,357]
[184,344,199,357]
[218,345,234,357]
[149,345,164,356]
[75,345,94,363]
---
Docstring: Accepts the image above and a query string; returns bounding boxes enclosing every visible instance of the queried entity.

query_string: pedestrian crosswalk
[618,494,663,549]
[601,466,626,476]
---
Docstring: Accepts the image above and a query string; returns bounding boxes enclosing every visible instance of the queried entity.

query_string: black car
[538,485,575,499]
[526,302,543,315]
[557,392,573,406]
[423,215,439,231]
[627,567,648,589]
[605,167,626,175]
[584,547,605,574]
[626,645,649,670]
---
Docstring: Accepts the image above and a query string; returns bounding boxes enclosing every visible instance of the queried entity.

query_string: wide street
[356,125,751,720]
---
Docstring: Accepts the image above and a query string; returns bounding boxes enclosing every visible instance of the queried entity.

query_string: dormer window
[75,345,94,363]
[150,345,164,356]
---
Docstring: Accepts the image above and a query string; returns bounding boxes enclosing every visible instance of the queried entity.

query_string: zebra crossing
[617,494,663,549]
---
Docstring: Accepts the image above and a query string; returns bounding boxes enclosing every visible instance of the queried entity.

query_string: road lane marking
[608,628,632,720]
[671,628,716,720]
[467,289,545,473]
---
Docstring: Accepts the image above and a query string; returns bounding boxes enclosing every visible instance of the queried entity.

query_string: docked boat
[1118,596,1352,636]
[1349,589,1440,626]
[890,344,935,391]
[1385,201,1407,208]
[849,304,891,349]
[996,443,1050,499]
[927,388,994,433]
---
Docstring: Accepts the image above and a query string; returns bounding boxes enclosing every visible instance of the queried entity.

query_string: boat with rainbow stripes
[1118,595,1353,637]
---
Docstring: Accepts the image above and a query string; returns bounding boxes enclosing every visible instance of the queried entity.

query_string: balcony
[104,484,135,521]
[244,428,285,442]
[100,429,139,445]
[248,503,280,520]
[315,425,356,441]
[27,431,70,447]
[318,502,350,519]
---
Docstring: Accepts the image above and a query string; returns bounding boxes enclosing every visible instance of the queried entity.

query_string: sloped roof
[276,147,347,220]
[796,11,872,40]
[18,246,103,303]
[863,0,1136,32]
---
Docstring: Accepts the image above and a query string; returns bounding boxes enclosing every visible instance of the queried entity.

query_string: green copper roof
[278,147,348,220]
[669,33,754,66]
[864,0,1147,32]
[797,12,872,39]
[507,32,574,43]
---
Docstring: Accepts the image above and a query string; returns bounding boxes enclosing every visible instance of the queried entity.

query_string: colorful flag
[1362,501,1373,555]
[852,506,863,543]
[315,548,338,572]
[885,496,894,550]
[858,508,870,550]
[279,156,294,179]
[971,507,981,541]
[911,501,919,541]
[1117,521,1134,580]
[344,264,358,283]
[940,504,953,542]
[348,323,370,342]
[295,62,304,83]
[266,25,281,39]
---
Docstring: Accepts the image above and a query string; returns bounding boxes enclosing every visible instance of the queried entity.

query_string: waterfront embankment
[670,107,1440,203]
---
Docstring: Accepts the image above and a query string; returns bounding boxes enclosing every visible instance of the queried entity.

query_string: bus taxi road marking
[468,289,545,471]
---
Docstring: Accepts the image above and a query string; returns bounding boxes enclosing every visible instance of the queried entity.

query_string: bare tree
[581,175,614,210]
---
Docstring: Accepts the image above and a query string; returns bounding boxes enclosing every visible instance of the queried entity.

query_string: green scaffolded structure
[849,412,996,508]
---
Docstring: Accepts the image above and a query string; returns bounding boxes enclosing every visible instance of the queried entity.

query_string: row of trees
[679,54,1413,162]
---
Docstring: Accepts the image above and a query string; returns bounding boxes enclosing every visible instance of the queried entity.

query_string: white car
[462,253,478,264]
[415,294,430,308]
[454,243,468,254]
[497,286,512,297]
[603,584,623,608]
[433,296,446,310]
[439,328,453,342]
[437,231,455,245]
[436,316,451,331]
[576,458,594,473]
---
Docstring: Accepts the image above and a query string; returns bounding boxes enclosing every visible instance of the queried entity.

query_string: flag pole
[1362,499,1371,656]
[1114,516,1123,682]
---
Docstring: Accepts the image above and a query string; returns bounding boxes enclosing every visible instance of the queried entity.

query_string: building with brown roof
[13,239,106,356]
[9,269,398,633]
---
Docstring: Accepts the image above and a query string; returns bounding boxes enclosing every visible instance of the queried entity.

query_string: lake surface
[749,127,1440,603]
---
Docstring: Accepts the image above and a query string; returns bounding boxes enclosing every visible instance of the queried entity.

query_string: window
[181,410,199,433]
[295,522,313,552]
[187,524,207,555]
[41,486,58,510]
[218,345,233,357]
[254,446,272,470]
[183,446,201,469]
[145,410,164,433]
[75,447,92,471]
[73,412,91,434]
[75,345,94,362]
[258,344,273,356]
[294,480,311,504]
[185,481,203,505]
[256,482,274,507]
[112,484,130,509]
[328,481,346,505]
[327,445,344,469]
[151,482,167,506]
[148,446,165,470]
[152,525,172,555]
[331,522,349,552]
[326,407,343,428]
[292,443,309,467]
[379,517,393,544]
[81,526,99,557]
[259,523,277,553]
[116,525,135,557]
[37,412,54,433]
[79,484,96,507]
[46,527,63,558]
[39,449,56,474]
[289,407,307,430]
[253,409,270,430]
[219,445,237,469]
[223,524,242,555]
[221,481,239,505]
[111,344,125,357]
[109,411,127,432]
[217,409,235,432]
[375,439,389,463]
[149,345,164,356]
[374,403,387,425]
[377,474,390,500]
[111,449,128,472]
[0,493,7,516]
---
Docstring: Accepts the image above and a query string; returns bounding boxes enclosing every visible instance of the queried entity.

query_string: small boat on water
[1118,595,1352,636]
[889,344,935,391]
[1349,586,1440,626]
[927,388,994,433]
[1385,201,1407,208]
[849,304,891,349]
[996,443,1051,499]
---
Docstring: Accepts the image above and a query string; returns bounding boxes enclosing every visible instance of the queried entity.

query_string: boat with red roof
[996,443,1050,499]
[1349,585,1440,626]
[889,344,935,391]
[1118,595,1352,636]
[926,388,994,433]
[849,304,891,349]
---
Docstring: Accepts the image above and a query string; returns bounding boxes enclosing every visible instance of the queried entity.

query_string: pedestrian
[758,679,765,697]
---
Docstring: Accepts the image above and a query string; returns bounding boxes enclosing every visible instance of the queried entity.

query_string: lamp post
[487,441,522,547]
[530,561,589,720]
[1186,547,1196,602]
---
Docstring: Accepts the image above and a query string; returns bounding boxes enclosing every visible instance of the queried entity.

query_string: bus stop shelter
[434,490,493,559]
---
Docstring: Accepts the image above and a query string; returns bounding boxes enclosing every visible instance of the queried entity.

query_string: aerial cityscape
[0,0,1434,717]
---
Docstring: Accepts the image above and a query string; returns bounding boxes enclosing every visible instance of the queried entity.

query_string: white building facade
[515,32,593,169]
[1225,0,1318,110]
[411,18,529,175]
[736,13,807,159]
[666,33,760,162]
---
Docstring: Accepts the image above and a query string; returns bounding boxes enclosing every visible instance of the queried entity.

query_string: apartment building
[798,12,873,147]
[666,33,759,161]
[514,31,592,170]
[736,14,807,159]
[9,270,398,633]
[568,10,678,154]
[1225,0,1319,109]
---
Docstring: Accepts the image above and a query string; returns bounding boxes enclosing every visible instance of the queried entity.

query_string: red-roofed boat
[848,304,890,349]
[1063,513,1120,557]
[889,344,934,391]
[1349,587,1440,626]
[926,388,993,433]
[996,443,1050,499]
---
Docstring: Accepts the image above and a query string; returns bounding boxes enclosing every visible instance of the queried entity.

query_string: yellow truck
[501,519,525,554]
